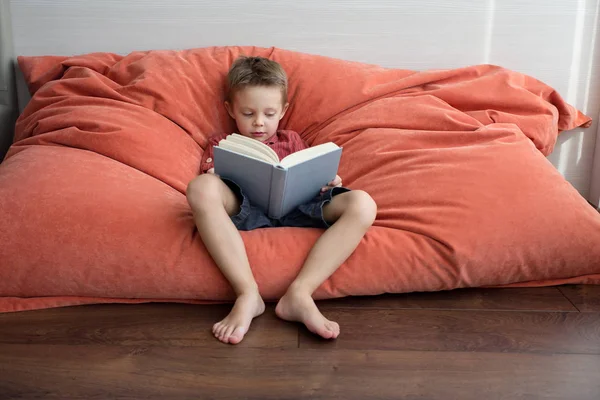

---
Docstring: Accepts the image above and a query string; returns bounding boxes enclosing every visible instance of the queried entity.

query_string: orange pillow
[0,46,598,313]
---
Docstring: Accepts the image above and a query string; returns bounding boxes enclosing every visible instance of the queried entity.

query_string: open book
[213,133,342,219]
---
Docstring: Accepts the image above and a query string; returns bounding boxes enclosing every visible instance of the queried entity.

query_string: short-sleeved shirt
[197,129,350,231]
[199,130,309,174]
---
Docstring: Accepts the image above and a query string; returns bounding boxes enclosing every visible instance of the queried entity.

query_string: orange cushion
[1,46,598,312]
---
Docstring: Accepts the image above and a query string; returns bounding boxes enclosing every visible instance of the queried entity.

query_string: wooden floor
[1,285,599,399]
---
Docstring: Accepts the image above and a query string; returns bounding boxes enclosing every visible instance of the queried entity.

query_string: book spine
[268,165,288,219]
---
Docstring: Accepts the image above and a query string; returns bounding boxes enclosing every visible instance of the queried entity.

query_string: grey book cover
[213,146,342,219]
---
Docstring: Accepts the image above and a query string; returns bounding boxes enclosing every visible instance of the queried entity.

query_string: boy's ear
[280,102,290,120]
[224,101,236,119]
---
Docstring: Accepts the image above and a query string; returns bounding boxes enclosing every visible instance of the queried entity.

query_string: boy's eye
[242,112,253,116]
[266,113,275,117]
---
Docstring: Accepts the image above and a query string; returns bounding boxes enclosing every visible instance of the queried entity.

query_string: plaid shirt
[199,130,309,173]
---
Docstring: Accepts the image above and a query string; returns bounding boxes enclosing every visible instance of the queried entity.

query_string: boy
[186,56,377,344]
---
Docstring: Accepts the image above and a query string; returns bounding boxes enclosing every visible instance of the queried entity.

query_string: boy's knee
[346,190,377,227]
[186,174,223,211]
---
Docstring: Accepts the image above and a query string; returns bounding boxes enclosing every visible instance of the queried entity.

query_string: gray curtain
[0,1,17,161]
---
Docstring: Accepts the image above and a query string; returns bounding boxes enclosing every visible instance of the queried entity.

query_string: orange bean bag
[1,46,598,312]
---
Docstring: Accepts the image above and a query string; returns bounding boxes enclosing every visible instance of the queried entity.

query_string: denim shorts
[222,178,350,231]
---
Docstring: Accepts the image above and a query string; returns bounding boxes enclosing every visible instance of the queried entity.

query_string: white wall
[0,1,17,160]
[592,123,600,206]
[8,0,600,203]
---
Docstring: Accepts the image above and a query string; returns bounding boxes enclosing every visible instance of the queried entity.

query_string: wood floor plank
[558,285,600,312]
[299,309,600,354]
[317,287,578,312]
[0,303,297,348]
[1,345,598,400]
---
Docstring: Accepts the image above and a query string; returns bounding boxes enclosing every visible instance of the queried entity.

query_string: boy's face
[225,86,289,142]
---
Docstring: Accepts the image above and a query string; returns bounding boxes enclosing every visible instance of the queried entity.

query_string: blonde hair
[226,56,288,104]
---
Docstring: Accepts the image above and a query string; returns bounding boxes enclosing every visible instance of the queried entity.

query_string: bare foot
[275,289,340,339]
[212,291,265,344]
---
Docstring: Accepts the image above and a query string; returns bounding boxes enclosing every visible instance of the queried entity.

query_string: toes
[222,326,235,343]
[322,321,340,339]
[312,322,334,339]
[332,324,340,339]
[229,326,246,345]
[212,322,222,334]
[215,323,227,340]
[320,329,334,339]
[215,331,226,343]
[330,321,340,334]
[213,323,247,345]
[220,324,230,339]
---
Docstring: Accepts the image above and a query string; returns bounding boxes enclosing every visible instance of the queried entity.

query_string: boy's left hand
[321,175,342,193]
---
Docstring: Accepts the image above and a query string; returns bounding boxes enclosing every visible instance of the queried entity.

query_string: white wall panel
[8,0,600,201]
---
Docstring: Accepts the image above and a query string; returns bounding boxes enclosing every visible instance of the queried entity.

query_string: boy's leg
[275,190,377,339]
[186,174,265,345]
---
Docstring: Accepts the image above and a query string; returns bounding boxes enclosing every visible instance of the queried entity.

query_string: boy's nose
[253,118,264,126]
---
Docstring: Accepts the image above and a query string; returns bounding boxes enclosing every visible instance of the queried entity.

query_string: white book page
[217,141,275,164]
[228,134,280,164]
[280,142,340,168]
